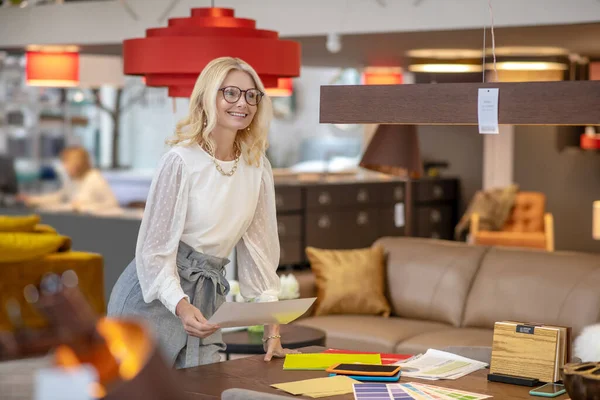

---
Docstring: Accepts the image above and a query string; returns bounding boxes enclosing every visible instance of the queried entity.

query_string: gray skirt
[107,241,230,369]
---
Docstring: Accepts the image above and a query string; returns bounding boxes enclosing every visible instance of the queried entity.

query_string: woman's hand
[15,194,31,206]
[176,299,220,338]
[263,324,301,361]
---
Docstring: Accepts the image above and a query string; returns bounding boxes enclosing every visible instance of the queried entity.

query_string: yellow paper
[282,353,381,370]
[306,390,355,398]
[271,376,360,396]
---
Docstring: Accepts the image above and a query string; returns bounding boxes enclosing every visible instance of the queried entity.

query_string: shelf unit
[0,54,97,190]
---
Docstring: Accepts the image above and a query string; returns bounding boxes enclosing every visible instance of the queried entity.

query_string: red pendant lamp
[265,77,293,97]
[122,7,301,98]
[26,51,79,87]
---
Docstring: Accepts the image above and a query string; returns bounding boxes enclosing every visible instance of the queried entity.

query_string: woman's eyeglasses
[219,86,264,106]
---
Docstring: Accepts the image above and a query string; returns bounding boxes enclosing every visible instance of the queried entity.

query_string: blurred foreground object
[0,214,105,330]
[562,362,600,400]
[0,271,188,399]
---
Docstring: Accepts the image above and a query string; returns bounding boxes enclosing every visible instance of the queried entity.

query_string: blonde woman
[108,57,297,368]
[20,146,119,213]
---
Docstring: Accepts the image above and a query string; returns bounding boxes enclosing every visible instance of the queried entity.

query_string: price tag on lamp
[477,88,500,134]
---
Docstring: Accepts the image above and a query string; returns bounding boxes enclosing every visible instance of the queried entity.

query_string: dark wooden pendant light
[320,81,600,126]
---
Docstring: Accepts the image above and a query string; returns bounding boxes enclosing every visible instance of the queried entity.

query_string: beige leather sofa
[293,237,600,355]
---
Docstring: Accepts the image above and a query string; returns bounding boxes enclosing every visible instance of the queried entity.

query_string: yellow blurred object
[33,224,57,234]
[0,215,105,329]
[0,251,105,329]
[0,232,72,263]
[0,214,41,232]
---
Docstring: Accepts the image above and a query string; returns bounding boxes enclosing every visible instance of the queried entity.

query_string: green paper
[282,353,382,370]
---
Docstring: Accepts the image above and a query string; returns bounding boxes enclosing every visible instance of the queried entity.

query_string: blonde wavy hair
[167,57,273,167]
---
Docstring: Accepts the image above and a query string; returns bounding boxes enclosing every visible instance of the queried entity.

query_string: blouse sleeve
[135,151,190,315]
[235,156,281,302]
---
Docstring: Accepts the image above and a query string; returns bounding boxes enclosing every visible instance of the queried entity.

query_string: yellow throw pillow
[0,214,41,232]
[0,232,72,263]
[305,245,391,317]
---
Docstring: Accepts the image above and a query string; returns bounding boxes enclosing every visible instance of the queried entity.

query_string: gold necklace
[211,143,241,177]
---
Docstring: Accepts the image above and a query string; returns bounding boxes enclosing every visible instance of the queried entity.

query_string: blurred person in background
[18,146,119,213]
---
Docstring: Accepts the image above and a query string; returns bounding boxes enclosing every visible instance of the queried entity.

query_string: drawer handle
[393,186,404,201]
[433,185,444,198]
[431,231,441,239]
[318,215,331,229]
[356,211,369,226]
[430,210,441,223]
[357,189,369,203]
[277,222,287,235]
[276,194,284,207]
[318,192,331,205]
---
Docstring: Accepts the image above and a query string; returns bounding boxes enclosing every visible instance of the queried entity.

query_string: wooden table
[176,346,570,399]
[221,325,326,359]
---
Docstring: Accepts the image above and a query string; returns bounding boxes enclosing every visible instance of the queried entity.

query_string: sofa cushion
[305,246,391,317]
[462,247,600,335]
[374,237,487,327]
[395,328,493,355]
[294,315,449,353]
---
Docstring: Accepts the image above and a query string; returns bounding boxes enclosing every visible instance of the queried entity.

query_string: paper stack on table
[353,382,492,400]
[393,349,488,380]
[272,376,361,398]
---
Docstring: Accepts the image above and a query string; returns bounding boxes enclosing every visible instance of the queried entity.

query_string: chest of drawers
[274,176,459,266]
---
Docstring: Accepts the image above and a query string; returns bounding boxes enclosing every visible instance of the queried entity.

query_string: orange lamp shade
[362,67,403,85]
[265,77,293,97]
[26,51,79,87]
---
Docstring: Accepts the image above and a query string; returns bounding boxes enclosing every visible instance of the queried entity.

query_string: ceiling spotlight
[326,33,342,54]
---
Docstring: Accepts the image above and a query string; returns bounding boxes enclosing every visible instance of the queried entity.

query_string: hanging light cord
[482,0,498,82]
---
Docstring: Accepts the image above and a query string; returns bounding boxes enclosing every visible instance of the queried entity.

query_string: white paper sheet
[394,349,488,380]
[208,297,317,328]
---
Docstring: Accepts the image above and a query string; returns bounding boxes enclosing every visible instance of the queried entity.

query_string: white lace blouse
[135,143,281,315]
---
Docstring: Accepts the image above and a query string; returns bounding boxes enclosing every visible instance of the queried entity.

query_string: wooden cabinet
[275,177,459,266]
[415,205,454,239]
[275,186,302,212]
[406,179,459,241]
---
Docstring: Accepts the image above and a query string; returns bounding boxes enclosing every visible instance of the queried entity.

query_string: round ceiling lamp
[485,46,570,72]
[484,46,571,82]
[406,49,483,74]
[122,7,301,98]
